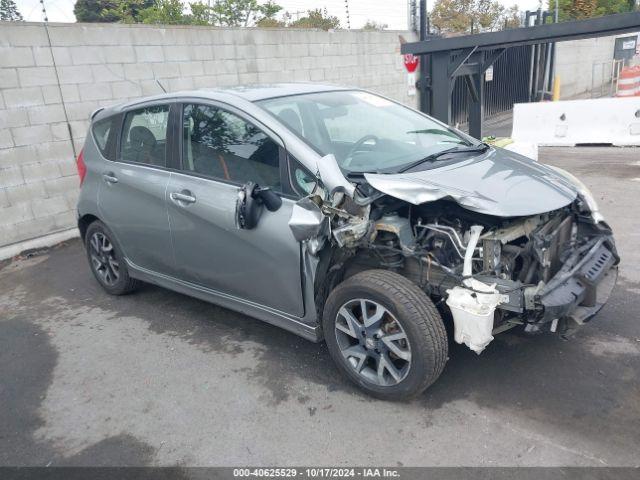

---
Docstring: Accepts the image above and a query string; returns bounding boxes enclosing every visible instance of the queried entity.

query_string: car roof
[208,83,350,101]
[97,83,351,117]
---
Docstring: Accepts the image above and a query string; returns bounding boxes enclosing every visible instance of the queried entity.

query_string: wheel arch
[78,213,101,241]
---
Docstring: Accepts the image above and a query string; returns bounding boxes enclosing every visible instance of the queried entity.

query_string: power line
[40,0,77,157]
[344,0,351,28]
[39,0,48,21]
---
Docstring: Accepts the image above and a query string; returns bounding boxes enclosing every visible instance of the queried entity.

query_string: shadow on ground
[1,238,639,465]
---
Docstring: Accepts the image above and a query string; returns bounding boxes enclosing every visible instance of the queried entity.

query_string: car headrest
[277,108,303,135]
[129,126,157,149]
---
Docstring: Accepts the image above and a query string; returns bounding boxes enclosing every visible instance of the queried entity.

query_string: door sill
[126,260,321,342]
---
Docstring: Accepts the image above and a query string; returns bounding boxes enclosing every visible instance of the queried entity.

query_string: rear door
[166,101,304,317]
[98,102,175,275]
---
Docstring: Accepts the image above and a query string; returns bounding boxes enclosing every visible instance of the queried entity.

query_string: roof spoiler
[90,107,105,121]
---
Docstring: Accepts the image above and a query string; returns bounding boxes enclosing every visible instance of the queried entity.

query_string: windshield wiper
[397,143,490,173]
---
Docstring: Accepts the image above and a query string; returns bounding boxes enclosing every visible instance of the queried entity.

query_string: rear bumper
[538,237,618,325]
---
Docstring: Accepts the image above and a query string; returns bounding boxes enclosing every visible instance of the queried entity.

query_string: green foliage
[260,1,281,20]
[0,0,23,21]
[362,20,388,31]
[547,0,637,21]
[255,17,285,27]
[289,8,340,30]
[74,0,154,23]
[430,0,521,33]
[187,0,282,27]
[188,1,211,25]
[138,0,188,24]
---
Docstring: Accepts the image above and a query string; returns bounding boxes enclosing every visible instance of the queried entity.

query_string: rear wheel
[85,221,139,295]
[323,269,448,400]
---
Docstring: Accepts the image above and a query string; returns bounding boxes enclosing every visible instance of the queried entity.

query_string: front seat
[129,126,157,165]
[277,108,303,135]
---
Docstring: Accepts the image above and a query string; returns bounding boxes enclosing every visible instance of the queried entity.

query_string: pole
[418,0,430,114]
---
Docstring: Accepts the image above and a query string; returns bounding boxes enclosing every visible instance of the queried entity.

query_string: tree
[362,20,388,30]
[189,0,283,27]
[289,8,340,30]
[138,0,188,24]
[0,0,23,21]
[430,0,520,33]
[74,0,117,22]
[74,0,154,23]
[255,17,285,27]
[501,5,521,29]
[430,0,474,33]
[548,0,636,21]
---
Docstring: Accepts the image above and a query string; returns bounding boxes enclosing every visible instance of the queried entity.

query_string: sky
[17,0,543,28]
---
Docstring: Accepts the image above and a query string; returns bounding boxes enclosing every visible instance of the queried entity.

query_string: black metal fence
[451,45,533,125]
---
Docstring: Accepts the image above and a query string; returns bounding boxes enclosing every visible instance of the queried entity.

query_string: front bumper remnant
[538,237,618,325]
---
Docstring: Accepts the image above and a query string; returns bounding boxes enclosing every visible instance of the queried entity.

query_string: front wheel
[323,270,448,400]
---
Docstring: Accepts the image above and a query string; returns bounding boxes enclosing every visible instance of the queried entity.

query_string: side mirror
[255,186,282,212]
[235,182,282,230]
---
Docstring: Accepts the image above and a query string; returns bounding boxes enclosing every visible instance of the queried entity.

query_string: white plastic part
[511,97,640,147]
[463,225,483,277]
[446,279,502,354]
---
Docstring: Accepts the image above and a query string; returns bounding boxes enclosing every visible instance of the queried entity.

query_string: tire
[85,220,140,295]
[323,269,448,400]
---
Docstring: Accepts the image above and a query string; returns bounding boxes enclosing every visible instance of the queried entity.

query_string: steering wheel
[344,135,379,167]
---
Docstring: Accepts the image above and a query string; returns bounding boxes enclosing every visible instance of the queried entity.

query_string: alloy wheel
[89,232,120,286]
[334,299,412,387]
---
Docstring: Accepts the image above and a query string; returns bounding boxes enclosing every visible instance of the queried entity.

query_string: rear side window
[120,105,170,167]
[91,116,117,161]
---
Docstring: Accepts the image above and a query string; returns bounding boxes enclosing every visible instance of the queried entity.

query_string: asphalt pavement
[1,147,639,467]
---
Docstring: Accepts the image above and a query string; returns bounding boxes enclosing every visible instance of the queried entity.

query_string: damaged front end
[289,154,619,354]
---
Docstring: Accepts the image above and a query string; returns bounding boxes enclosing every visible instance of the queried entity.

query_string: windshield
[257,90,474,173]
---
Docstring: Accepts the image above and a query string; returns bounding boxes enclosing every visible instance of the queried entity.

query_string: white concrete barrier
[512,97,640,147]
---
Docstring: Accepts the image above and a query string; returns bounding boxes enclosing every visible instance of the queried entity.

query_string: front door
[166,102,304,317]
[98,103,174,275]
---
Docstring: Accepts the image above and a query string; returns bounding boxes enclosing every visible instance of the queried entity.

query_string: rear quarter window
[91,116,117,161]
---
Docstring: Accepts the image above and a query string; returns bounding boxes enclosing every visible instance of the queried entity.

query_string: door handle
[102,172,118,184]
[170,191,196,205]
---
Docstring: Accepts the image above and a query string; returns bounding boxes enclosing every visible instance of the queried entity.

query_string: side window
[289,158,318,197]
[91,116,116,161]
[182,104,281,190]
[120,105,169,167]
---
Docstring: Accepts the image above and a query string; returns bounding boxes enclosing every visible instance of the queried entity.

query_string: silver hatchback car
[77,83,618,399]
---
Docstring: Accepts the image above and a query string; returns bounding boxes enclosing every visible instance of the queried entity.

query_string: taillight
[76,149,86,185]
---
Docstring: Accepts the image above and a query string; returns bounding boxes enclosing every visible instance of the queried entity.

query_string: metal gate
[451,45,532,125]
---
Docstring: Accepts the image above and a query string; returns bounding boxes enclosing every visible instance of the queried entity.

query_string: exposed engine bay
[291,163,619,354]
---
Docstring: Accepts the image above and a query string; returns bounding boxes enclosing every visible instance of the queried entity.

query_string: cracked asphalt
[1,147,639,467]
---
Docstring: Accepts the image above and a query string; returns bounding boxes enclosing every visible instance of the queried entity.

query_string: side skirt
[127,260,322,342]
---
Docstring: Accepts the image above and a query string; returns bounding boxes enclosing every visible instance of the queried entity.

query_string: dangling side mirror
[254,186,282,212]
[235,182,282,230]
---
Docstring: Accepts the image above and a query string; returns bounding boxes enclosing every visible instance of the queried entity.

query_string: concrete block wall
[0,21,416,252]
[555,33,640,98]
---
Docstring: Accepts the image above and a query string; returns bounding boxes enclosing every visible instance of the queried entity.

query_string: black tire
[323,269,448,400]
[84,220,140,295]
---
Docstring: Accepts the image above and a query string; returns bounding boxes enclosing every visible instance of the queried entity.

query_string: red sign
[403,54,419,73]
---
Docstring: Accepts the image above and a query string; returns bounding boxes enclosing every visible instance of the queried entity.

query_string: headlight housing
[548,166,604,223]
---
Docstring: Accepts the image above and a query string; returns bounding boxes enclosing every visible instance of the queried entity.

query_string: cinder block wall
[554,34,638,98]
[0,21,416,251]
